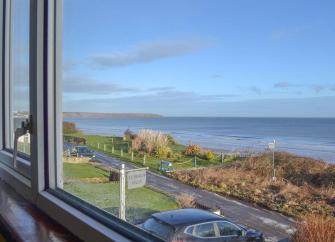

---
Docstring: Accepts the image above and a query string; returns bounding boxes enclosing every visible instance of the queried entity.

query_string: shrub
[63,122,78,134]
[184,144,201,156]
[156,146,172,158]
[124,129,136,140]
[204,151,215,160]
[293,214,335,242]
[131,129,169,155]
[176,193,197,208]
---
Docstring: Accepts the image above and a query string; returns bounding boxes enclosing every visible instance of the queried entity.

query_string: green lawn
[63,162,178,224]
[64,132,234,172]
[64,163,109,179]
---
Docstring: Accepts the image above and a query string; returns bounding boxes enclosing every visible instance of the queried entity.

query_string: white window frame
[0,0,31,192]
[0,1,163,241]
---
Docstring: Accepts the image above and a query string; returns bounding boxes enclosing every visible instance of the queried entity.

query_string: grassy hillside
[171,152,335,219]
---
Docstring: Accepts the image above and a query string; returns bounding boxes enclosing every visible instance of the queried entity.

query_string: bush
[131,129,169,155]
[156,146,172,158]
[176,194,197,208]
[184,144,201,156]
[63,122,78,134]
[204,151,215,160]
[124,129,136,141]
[293,214,335,242]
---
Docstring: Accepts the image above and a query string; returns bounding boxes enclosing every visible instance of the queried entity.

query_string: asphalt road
[92,152,295,242]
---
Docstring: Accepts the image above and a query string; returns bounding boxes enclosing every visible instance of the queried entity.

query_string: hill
[63,112,162,119]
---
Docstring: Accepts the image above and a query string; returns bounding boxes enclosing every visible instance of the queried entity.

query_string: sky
[62,0,335,117]
[11,0,30,113]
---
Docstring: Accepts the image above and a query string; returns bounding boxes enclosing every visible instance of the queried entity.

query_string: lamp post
[268,140,276,181]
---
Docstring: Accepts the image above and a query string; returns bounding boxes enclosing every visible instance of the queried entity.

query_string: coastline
[64,117,335,163]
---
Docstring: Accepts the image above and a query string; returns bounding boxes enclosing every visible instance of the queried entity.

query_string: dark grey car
[141,209,264,242]
[71,146,95,158]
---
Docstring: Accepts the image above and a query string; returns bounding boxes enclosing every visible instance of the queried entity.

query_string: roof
[151,208,224,227]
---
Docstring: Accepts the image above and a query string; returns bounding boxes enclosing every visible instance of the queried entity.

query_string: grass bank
[171,152,335,219]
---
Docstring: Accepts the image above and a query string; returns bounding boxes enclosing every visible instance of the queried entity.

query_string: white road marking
[258,216,295,234]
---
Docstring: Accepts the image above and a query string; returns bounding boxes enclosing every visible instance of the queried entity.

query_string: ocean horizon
[64,117,335,163]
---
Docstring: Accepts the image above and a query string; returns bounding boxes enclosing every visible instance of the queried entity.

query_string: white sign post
[268,140,276,181]
[119,165,147,221]
[119,164,126,220]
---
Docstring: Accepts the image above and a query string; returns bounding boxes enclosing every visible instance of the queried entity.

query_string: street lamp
[268,140,276,181]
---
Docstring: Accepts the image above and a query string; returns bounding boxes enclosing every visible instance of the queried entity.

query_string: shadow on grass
[103,207,159,225]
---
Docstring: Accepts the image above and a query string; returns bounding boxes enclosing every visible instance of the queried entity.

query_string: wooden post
[221,152,224,164]
[112,146,114,154]
[143,155,146,165]
[104,144,106,151]
[131,151,134,161]
[194,156,197,167]
[98,143,100,149]
[121,148,123,157]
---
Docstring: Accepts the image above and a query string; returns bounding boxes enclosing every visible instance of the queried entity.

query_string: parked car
[159,160,174,173]
[141,208,264,242]
[71,146,95,158]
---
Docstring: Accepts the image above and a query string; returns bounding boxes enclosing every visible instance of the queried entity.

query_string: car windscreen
[143,217,175,241]
[77,147,89,153]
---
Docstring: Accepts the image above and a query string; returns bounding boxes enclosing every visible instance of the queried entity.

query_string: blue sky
[62,0,335,117]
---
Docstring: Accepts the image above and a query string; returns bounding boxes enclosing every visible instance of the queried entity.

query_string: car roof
[151,208,225,227]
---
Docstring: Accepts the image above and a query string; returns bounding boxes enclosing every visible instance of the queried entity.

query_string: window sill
[36,191,132,242]
[0,150,31,179]
[0,159,131,242]
[0,180,81,242]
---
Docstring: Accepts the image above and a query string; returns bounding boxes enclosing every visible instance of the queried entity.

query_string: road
[91,152,295,242]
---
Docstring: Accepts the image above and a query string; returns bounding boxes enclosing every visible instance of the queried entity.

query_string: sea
[64,117,335,163]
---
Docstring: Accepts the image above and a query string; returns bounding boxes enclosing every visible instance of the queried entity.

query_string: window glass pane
[56,0,335,241]
[195,223,216,238]
[217,221,241,236]
[185,226,194,235]
[7,0,30,156]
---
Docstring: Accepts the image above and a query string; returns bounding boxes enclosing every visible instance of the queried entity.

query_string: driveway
[92,152,295,242]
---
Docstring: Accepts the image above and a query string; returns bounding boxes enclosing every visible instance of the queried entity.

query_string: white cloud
[311,84,335,93]
[64,94,335,118]
[271,25,311,40]
[249,86,262,95]
[88,38,214,68]
[63,76,141,95]
[273,82,298,89]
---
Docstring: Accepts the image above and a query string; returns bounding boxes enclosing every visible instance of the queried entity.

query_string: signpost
[119,164,148,221]
[268,140,276,181]
[119,164,126,220]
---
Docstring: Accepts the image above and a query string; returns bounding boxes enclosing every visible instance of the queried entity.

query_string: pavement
[91,151,296,242]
